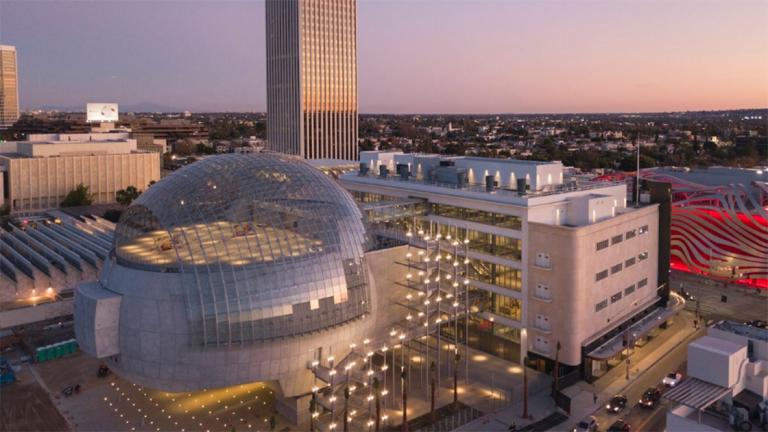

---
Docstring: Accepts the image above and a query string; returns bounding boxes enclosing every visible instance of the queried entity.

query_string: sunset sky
[1,0,766,113]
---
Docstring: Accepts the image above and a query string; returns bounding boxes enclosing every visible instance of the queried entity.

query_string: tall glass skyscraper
[0,45,19,129]
[266,0,358,161]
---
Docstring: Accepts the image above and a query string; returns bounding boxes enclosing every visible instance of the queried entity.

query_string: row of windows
[595,224,650,251]
[467,258,522,291]
[469,288,522,321]
[594,277,649,312]
[431,204,522,230]
[595,251,649,281]
[434,223,522,260]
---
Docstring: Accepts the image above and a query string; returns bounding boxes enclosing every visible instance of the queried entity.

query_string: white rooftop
[690,335,745,356]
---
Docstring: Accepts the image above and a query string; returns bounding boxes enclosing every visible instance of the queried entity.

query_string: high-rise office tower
[0,45,19,129]
[266,0,358,160]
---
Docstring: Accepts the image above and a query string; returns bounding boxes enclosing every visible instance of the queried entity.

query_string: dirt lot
[0,366,70,432]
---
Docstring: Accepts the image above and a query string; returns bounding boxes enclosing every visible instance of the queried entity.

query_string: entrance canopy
[587,293,684,360]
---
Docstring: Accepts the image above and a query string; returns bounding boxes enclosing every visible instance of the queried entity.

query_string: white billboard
[86,103,119,123]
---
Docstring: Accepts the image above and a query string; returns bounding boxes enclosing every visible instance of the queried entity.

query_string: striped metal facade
[266,0,358,160]
[0,45,20,129]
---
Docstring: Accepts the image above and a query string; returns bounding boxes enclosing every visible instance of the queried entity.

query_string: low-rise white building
[0,133,161,213]
[665,321,768,431]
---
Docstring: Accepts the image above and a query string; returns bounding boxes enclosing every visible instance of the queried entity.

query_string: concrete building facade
[0,45,19,129]
[74,154,411,424]
[0,133,161,213]
[340,151,667,379]
[265,0,358,160]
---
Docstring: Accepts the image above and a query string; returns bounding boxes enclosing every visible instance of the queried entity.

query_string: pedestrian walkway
[457,309,701,432]
[559,310,702,431]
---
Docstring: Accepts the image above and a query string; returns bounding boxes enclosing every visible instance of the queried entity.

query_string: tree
[196,143,214,155]
[309,394,316,432]
[174,139,197,156]
[103,209,123,223]
[343,386,350,432]
[373,377,381,432]
[430,361,437,421]
[453,351,460,408]
[116,186,141,206]
[0,203,11,229]
[61,183,93,207]
[401,369,408,432]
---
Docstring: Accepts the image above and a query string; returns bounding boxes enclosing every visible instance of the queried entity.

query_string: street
[586,314,703,432]
[672,272,768,323]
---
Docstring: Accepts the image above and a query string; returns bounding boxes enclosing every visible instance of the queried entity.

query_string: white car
[572,416,599,432]
[662,372,683,387]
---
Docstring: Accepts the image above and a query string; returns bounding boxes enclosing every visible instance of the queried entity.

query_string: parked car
[607,419,631,432]
[572,416,599,432]
[746,320,767,329]
[639,387,662,408]
[606,395,628,413]
[662,372,683,387]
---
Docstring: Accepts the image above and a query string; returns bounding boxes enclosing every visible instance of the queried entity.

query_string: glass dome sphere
[114,153,370,346]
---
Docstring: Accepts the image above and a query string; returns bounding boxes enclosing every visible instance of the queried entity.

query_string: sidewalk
[558,310,702,431]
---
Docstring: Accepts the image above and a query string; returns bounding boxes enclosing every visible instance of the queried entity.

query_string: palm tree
[343,386,350,432]
[453,351,460,408]
[401,369,408,432]
[373,377,381,432]
[430,361,437,421]
[309,394,316,432]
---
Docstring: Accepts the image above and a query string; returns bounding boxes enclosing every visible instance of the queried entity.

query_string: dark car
[607,419,631,432]
[747,320,767,329]
[639,387,662,408]
[606,395,628,413]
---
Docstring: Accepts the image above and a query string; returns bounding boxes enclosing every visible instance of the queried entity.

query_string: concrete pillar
[275,391,313,425]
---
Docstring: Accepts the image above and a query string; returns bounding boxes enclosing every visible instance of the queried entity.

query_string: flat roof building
[341,151,674,380]
[0,211,114,331]
[665,321,768,431]
[0,132,160,213]
[266,0,358,160]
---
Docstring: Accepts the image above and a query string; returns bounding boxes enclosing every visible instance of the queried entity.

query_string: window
[534,336,550,353]
[535,283,551,300]
[625,257,636,268]
[611,234,623,245]
[535,253,551,269]
[611,263,623,274]
[535,314,551,331]
[611,292,623,303]
[638,278,648,288]
[595,299,608,312]
[625,284,636,296]
[639,225,649,235]
[430,204,522,230]
[467,258,522,291]
[638,251,648,261]
[625,229,636,239]
[596,239,609,251]
[596,270,609,281]
[494,294,521,321]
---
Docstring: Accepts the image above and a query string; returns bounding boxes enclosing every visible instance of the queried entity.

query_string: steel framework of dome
[113,153,370,346]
